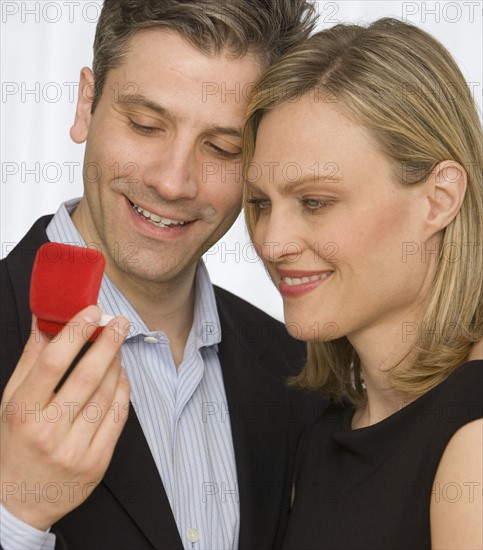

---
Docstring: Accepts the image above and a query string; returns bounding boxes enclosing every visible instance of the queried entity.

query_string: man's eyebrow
[116,93,241,138]
[209,126,242,139]
[116,94,175,119]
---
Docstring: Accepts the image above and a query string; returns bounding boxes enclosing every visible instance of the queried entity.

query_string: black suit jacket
[0,216,323,550]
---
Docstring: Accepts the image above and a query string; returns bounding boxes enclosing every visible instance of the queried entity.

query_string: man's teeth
[132,204,186,227]
[282,273,331,286]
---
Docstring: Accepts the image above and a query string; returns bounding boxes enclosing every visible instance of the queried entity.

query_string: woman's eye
[302,199,331,210]
[246,198,271,211]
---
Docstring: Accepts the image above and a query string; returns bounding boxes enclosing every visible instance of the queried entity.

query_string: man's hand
[0,305,130,530]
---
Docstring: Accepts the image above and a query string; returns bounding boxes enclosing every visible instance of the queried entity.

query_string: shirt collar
[46,199,221,349]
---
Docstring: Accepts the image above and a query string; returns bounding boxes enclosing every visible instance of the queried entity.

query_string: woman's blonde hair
[243,18,483,405]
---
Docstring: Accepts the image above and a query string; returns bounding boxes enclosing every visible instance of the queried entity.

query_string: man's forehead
[110,29,261,92]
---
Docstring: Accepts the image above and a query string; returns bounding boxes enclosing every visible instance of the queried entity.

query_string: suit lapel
[216,293,291,550]
[5,216,52,344]
[103,404,183,550]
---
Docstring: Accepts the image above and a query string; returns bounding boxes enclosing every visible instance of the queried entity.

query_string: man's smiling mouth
[130,201,189,228]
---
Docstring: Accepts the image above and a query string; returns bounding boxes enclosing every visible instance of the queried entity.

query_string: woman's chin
[284,318,341,342]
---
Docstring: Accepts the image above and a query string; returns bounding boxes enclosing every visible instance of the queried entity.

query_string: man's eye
[207,142,241,159]
[128,120,159,135]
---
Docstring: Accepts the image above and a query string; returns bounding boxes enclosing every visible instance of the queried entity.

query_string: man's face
[71,29,260,289]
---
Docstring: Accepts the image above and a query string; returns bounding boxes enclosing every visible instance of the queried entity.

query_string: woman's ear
[424,160,467,232]
[70,67,95,144]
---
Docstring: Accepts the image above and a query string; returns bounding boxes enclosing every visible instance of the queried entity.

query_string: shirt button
[187,528,200,543]
[143,336,159,344]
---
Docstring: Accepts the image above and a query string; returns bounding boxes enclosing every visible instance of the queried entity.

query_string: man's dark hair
[91,0,317,111]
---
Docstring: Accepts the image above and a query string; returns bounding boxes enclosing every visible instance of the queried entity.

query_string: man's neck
[108,265,196,367]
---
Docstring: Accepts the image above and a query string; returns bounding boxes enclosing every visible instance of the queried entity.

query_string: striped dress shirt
[0,199,240,550]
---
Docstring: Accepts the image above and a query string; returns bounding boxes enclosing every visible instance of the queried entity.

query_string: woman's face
[247,94,437,344]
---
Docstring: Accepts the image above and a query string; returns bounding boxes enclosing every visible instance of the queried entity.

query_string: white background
[1,1,482,320]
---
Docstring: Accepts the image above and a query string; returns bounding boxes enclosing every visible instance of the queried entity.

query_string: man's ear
[70,67,95,144]
[425,160,467,233]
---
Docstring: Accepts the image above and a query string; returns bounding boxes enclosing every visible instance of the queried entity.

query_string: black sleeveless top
[282,360,483,550]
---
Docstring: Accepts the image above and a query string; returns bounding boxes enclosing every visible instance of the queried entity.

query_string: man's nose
[143,137,199,201]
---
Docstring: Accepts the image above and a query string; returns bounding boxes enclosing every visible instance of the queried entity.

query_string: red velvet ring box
[30,243,106,341]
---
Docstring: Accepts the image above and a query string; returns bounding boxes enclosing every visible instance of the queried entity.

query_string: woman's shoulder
[430,415,483,548]
[429,360,483,548]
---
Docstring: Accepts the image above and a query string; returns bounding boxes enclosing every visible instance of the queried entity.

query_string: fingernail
[83,305,101,323]
[119,319,131,336]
